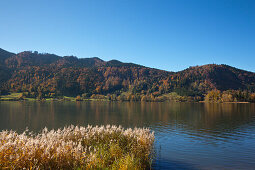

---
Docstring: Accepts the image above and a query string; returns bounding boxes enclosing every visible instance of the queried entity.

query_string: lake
[0,101,255,169]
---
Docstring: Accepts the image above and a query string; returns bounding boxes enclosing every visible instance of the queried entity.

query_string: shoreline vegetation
[0,125,155,169]
[0,90,255,103]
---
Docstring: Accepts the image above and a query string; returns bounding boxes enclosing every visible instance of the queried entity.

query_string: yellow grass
[0,93,22,101]
[0,125,154,169]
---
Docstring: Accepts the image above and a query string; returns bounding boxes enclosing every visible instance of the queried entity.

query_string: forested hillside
[0,48,255,102]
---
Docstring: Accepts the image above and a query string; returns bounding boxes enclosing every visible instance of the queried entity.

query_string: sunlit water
[0,101,255,169]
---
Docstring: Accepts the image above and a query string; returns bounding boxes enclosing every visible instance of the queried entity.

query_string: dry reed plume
[0,125,154,169]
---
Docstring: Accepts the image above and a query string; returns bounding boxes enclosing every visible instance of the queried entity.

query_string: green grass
[0,93,22,101]
[0,94,77,102]
[63,96,76,101]
[24,97,37,101]
[3,92,22,98]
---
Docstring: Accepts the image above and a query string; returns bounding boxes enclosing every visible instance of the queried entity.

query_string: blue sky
[0,0,254,72]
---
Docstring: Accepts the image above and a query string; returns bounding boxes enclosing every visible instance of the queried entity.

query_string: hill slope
[0,48,254,99]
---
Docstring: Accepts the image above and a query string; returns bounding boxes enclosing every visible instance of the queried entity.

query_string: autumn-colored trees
[205,90,221,102]
[205,90,255,103]
[0,49,255,102]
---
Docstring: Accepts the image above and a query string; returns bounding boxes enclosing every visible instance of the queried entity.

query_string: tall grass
[0,125,154,169]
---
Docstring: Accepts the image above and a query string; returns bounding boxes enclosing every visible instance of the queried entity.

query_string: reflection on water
[0,101,255,169]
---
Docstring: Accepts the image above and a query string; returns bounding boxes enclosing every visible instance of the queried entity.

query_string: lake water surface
[0,101,255,169]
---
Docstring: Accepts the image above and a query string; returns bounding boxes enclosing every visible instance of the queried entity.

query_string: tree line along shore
[1,89,255,103]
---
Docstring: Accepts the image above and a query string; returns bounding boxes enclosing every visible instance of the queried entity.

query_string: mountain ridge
[0,48,254,100]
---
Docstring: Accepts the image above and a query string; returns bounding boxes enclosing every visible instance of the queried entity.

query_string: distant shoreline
[1,92,254,103]
[0,98,252,104]
[199,101,250,104]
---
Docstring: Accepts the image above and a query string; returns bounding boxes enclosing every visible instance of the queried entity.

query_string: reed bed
[0,125,154,169]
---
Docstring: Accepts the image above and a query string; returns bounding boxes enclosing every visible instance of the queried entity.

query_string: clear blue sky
[0,0,254,72]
